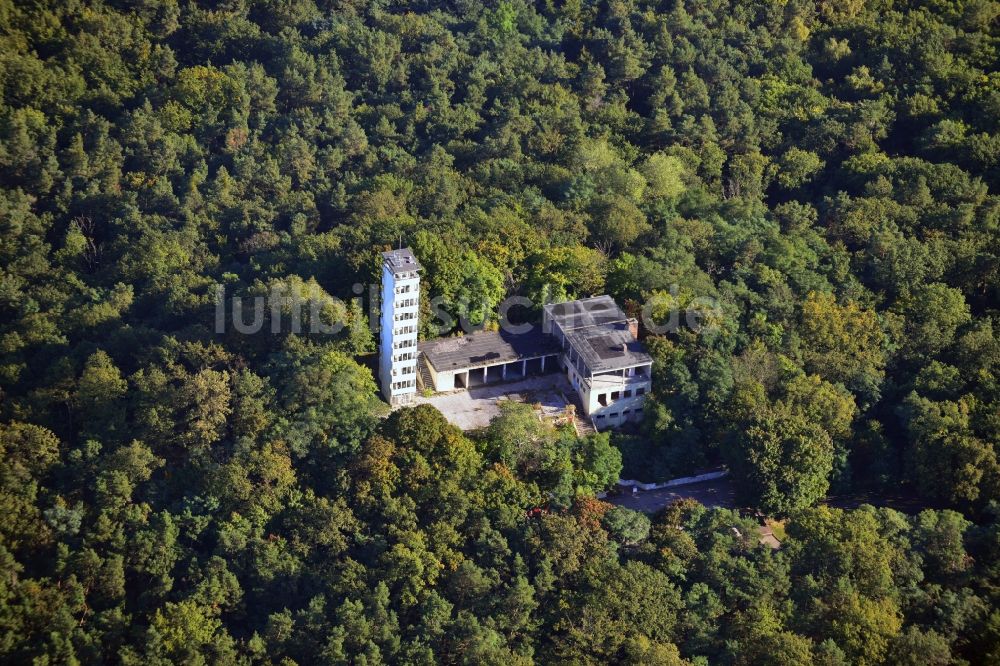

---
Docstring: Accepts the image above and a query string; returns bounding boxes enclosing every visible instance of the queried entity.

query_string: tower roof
[382,247,422,274]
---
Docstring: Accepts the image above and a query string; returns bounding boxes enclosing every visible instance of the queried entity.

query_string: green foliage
[728,408,835,515]
[641,152,688,200]
[777,148,823,189]
[602,505,651,545]
[482,402,622,505]
[0,0,998,662]
[268,338,385,461]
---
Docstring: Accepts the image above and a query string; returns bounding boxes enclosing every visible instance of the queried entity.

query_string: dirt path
[608,476,934,516]
[607,478,739,511]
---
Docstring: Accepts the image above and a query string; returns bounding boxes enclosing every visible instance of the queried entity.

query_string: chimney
[621,342,627,353]
[627,318,639,339]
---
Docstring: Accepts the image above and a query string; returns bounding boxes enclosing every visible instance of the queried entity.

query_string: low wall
[617,469,728,492]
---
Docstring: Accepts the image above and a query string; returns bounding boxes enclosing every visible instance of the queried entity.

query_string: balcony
[583,369,651,393]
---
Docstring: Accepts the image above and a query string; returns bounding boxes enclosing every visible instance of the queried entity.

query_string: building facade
[378,248,421,406]
[379,250,653,429]
[542,296,652,429]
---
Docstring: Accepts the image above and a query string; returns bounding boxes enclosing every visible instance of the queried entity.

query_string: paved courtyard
[412,373,574,430]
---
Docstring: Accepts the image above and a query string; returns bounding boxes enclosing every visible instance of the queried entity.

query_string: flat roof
[544,295,628,331]
[421,328,561,372]
[382,248,422,274]
[565,322,652,374]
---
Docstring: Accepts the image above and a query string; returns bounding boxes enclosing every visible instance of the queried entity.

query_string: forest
[1,0,999,662]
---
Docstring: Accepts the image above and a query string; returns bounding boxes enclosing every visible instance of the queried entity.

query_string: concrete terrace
[411,373,573,431]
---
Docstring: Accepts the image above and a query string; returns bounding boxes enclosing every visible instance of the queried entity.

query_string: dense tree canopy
[1,0,999,662]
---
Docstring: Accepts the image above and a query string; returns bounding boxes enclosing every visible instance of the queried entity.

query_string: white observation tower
[379,248,421,405]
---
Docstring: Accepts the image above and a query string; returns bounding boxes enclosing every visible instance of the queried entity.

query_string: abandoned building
[379,248,652,429]
[542,296,652,429]
[378,248,421,406]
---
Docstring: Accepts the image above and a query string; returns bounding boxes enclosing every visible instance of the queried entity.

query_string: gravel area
[411,373,573,430]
